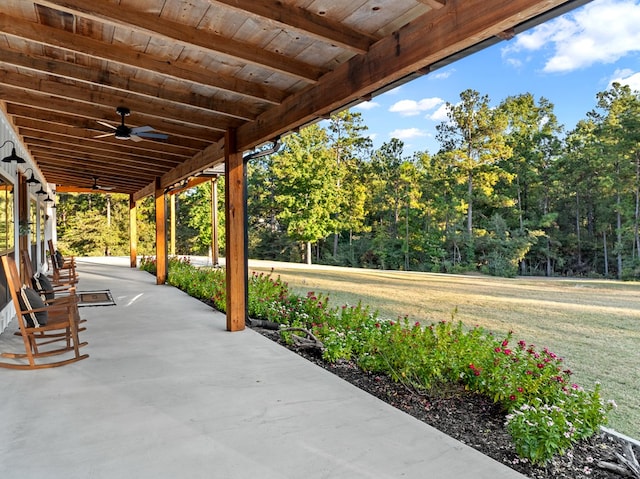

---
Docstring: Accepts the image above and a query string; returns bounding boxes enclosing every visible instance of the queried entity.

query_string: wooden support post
[224,129,247,332]
[170,193,176,256]
[129,194,137,268]
[155,177,168,285]
[211,176,219,266]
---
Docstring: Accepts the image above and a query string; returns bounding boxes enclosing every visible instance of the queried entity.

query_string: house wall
[0,111,55,334]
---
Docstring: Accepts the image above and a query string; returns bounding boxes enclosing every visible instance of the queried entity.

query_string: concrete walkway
[0,257,526,479]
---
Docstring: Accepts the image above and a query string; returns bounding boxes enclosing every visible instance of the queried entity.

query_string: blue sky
[352,0,640,156]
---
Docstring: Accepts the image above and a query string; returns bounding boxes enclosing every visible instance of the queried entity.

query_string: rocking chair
[0,255,88,370]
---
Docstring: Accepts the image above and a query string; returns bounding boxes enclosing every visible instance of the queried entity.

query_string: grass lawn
[249,261,640,439]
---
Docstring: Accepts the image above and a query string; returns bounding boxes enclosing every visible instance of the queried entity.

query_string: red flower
[503,349,512,355]
[494,347,502,353]
[525,370,533,375]
[517,387,524,393]
[537,363,545,369]
[509,395,517,401]
[502,339,509,347]
[375,323,381,329]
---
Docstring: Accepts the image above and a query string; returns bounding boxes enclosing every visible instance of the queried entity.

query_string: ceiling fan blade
[99,186,116,191]
[93,133,113,138]
[97,120,117,129]
[130,134,144,142]
[130,125,154,134]
[136,132,169,139]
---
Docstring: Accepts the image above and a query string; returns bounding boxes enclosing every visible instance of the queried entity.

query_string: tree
[436,89,512,264]
[499,93,563,275]
[326,110,372,260]
[271,125,341,264]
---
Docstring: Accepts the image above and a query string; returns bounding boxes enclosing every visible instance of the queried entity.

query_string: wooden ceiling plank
[27,142,181,170]
[210,0,376,54]
[37,0,326,82]
[33,156,168,181]
[0,47,263,121]
[235,0,573,152]
[9,111,204,157]
[0,70,238,131]
[23,136,187,165]
[0,12,286,104]
[33,152,167,178]
[1,88,223,144]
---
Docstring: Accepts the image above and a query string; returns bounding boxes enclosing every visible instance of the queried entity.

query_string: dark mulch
[253,326,632,479]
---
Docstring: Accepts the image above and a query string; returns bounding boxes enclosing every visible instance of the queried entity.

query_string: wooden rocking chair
[19,249,85,331]
[0,255,88,370]
[47,240,79,285]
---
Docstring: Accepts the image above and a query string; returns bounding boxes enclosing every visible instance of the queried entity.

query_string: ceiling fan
[89,176,115,191]
[95,106,169,142]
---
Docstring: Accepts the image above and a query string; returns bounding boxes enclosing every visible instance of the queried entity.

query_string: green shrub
[149,259,615,464]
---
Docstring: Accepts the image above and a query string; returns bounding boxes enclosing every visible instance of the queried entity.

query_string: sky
[351,0,640,157]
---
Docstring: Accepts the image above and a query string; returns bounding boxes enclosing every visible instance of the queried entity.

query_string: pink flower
[537,363,545,369]
[494,347,502,353]
[502,339,509,347]
[503,349,512,355]
[509,395,517,401]
[517,387,524,393]
[525,370,533,375]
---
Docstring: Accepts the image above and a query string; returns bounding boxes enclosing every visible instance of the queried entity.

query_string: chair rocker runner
[0,255,88,370]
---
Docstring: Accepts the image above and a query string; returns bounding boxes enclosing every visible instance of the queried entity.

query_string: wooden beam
[235,0,573,150]
[211,177,219,267]
[10,112,204,155]
[0,13,286,104]
[170,194,176,256]
[417,0,447,8]
[0,46,262,121]
[155,177,167,285]
[39,0,326,82]
[0,70,238,131]
[210,0,376,54]
[129,195,137,268]
[2,88,224,143]
[224,128,246,332]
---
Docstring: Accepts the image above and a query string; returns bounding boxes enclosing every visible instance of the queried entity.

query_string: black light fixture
[23,168,41,186]
[44,194,54,203]
[35,185,47,196]
[0,140,26,164]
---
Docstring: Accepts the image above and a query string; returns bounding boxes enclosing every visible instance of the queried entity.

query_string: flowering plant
[156,259,616,464]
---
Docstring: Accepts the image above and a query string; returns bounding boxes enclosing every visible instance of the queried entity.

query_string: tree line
[58,83,640,279]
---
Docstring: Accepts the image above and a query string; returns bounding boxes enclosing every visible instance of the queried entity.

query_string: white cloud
[429,103,450,122]
[430,68,455,80]
[502,0,640,73]
[389,98,444,116]
[610,69,640,91]
[355,101,381,110]
[389,128,428,140]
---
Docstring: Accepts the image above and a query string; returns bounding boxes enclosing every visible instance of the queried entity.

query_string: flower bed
[144,256,616,465]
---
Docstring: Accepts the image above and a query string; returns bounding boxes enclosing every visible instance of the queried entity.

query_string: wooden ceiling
[0,0,591,199]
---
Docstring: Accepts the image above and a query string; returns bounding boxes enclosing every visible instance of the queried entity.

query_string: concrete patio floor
[0,257,526,479]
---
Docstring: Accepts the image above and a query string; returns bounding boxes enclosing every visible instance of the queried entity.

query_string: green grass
[249,262,640,439]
